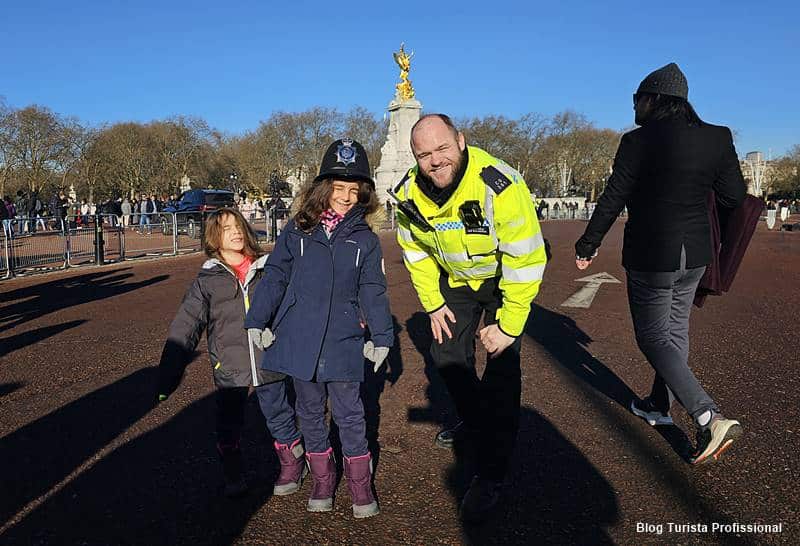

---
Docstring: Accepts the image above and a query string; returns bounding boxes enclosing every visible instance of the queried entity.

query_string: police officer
[395,114,547,522]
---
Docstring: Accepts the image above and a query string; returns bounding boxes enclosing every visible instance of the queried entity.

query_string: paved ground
[0,220,797,545]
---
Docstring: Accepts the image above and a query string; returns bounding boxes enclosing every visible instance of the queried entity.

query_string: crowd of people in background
[3,187,797,239]
[766,198,799,212]
[536,200,592,220]
[0,189,294,237]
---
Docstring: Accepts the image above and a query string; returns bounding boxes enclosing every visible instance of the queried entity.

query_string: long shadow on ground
[0,367,159,528]
[524,304,693,461]
[405,311,619,544]
[524,303,753,544]
[0,368,280,545]
[0,320,87,359]
[0,269,169,334]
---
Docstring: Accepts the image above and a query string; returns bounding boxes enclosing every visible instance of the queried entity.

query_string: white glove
[248,328,275,350]
[363,341,390,373]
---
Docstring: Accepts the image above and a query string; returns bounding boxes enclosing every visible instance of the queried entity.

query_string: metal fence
[0,206,390,280]
[539,207,591,221]
[66,215,124,266]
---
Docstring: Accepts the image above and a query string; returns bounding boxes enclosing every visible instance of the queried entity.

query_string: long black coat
[576,119,746,271]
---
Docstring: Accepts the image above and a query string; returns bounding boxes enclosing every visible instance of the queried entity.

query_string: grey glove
[248,328,275,350]
[363,341,390,373]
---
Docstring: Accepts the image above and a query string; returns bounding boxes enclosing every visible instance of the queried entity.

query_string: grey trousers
[626,249,718,421]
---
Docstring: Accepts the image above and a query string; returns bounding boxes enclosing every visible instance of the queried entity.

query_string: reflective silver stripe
[442,250,469,263]
[355,248,361,267]
[403,249,430,263]
[499,232,544,257]
[502,263,545,282]
[398,226,414,242]
[300,239,304,256]
[483,184,498,246]
[454,263,500,278]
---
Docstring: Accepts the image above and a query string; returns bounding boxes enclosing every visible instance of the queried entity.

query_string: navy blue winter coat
[244,206,393,382]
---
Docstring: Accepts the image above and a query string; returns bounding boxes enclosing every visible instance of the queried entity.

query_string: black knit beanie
[636,62,688,100]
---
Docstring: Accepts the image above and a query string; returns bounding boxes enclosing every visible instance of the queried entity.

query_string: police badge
[336,138,357,166]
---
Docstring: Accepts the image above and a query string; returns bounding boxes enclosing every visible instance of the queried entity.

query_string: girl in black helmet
[246,139,393,518]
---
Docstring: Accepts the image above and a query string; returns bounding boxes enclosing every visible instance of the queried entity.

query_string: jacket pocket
[273,290,296,328]
[212,361,238,388]
[462,232,496,258]
[349,300,365,332]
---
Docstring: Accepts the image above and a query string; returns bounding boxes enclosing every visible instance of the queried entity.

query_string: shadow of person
[0,377,281,545]
[405,312,457,429]
[403,312,618,542]
[0,381,24,398]
[0,269,169,334]
[454,408,618,544]
[0,319,87,359]
[359,315,404,468]
[0,367,159,528]
[524,303,693,461]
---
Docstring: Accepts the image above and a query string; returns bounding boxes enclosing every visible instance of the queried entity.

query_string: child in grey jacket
[156,208,306,497]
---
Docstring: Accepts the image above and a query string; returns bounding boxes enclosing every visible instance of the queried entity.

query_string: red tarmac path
[0,220,797,545]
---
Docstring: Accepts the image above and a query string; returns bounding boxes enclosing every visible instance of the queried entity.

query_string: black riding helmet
[314,138,375,189]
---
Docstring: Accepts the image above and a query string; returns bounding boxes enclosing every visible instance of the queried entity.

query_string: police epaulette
[393,170,412,194]
[480,165,512,194]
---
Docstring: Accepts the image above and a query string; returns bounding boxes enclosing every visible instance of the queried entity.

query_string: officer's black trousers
[431,275,522,481]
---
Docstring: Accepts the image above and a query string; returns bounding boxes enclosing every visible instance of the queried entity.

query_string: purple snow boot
[273,439,307,496]
[305,448,336,512]
[344,452,379,518]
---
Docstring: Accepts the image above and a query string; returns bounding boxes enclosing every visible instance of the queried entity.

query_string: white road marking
[560,272,621,309]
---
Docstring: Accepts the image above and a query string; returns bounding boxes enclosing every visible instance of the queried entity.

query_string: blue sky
[2,0,797,156]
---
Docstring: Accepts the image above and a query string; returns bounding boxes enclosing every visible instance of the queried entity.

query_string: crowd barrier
[539,207,592,221]
[6,202,601,280]
[1,207,294,279]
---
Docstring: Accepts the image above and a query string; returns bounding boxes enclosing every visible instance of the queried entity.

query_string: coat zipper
[243,284,260,387]
[309,216,363,377]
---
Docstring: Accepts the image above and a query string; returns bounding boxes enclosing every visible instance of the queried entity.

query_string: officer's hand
[429,306,456,344]
[363,341,390,373]
[576,258,593,270]
[478,324,515,357]
[248,327,275,350]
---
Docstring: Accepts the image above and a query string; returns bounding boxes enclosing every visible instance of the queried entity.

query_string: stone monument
[374,43,422,201]
[180,175,192,194]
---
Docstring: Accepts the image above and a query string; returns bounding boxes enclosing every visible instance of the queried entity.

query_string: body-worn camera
[459,201,490,235]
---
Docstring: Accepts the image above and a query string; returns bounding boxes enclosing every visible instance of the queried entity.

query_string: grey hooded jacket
[157,254,285,397]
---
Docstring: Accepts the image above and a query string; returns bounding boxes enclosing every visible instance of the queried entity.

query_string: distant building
[741,151,773,197]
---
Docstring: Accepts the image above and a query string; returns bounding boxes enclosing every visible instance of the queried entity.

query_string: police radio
[386,189,433,232]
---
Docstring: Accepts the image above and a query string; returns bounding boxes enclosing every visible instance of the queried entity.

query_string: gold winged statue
[393,43,416,101]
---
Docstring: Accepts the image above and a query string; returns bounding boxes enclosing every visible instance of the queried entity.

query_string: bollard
[270,207,278,242]
[94,213,105,265]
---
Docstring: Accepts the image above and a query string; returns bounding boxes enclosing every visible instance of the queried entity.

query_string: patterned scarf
[320,208,345,234]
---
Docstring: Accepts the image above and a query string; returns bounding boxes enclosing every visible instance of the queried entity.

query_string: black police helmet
[314,138,375,189]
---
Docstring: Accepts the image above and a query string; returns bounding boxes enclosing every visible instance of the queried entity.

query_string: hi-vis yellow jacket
[396,146,547,337]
